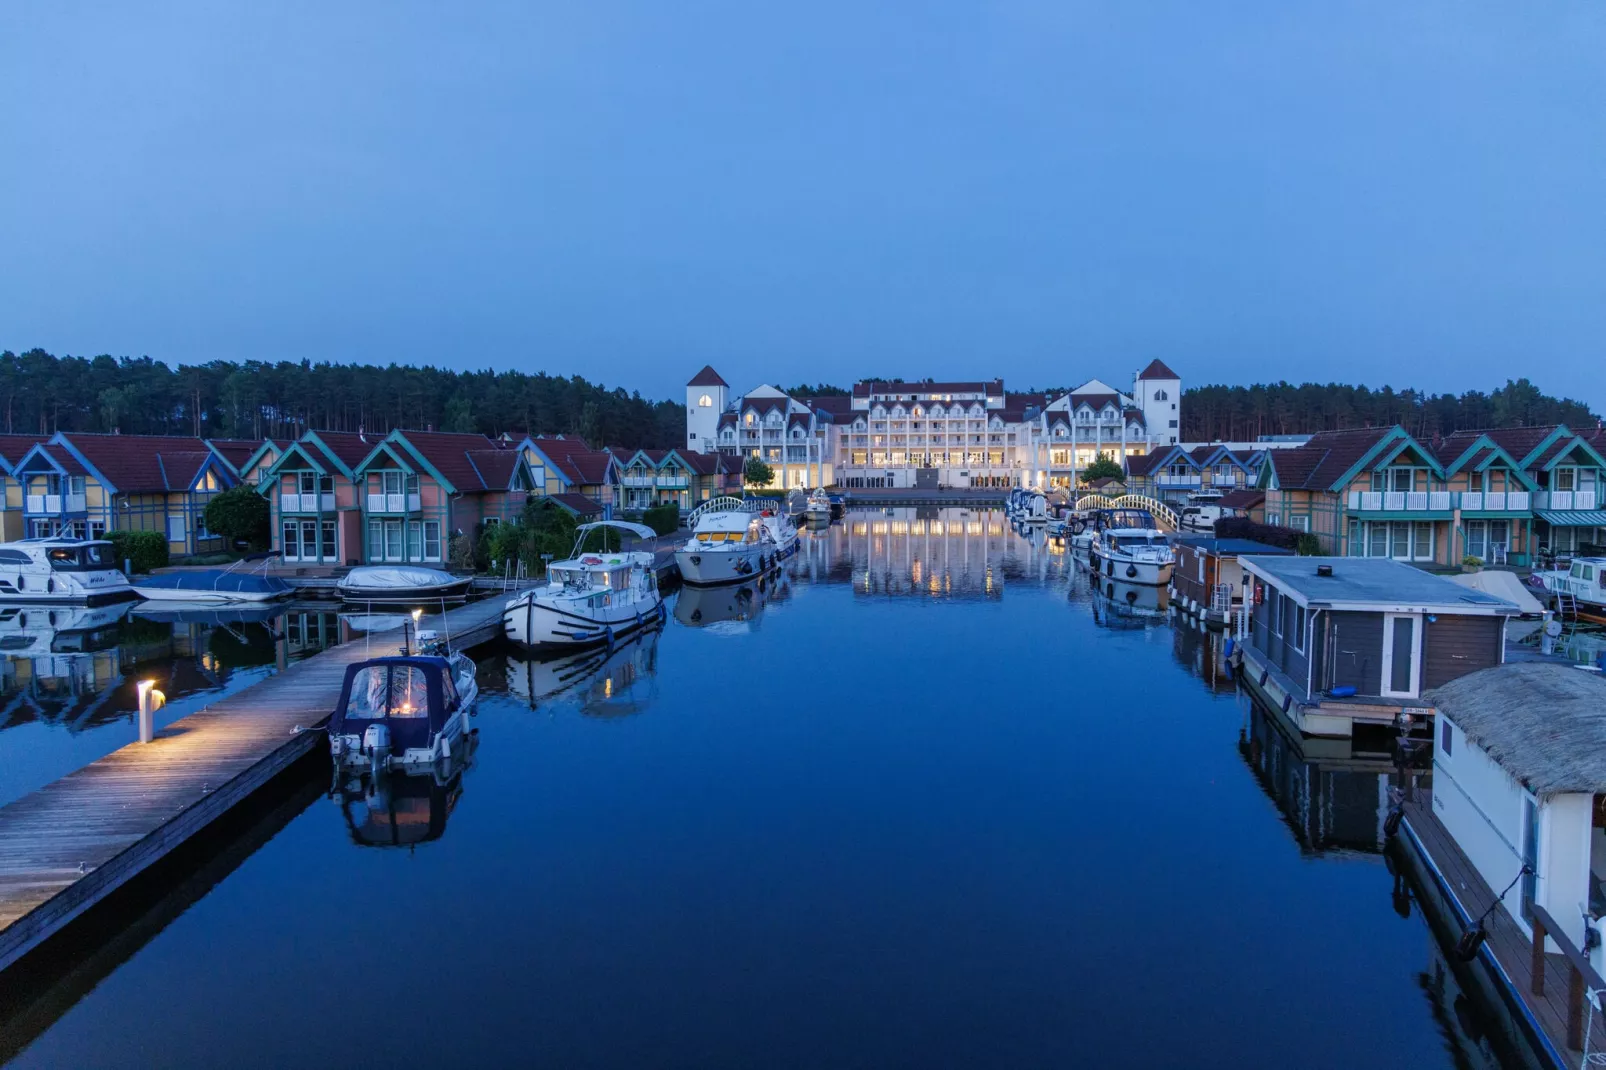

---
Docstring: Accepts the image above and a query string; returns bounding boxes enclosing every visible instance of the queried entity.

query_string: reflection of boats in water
[0,602,132,656]
[673,577,775,633]
[1089,578,1170,628]
[130,601,287,626]
[506,628,660,718]
[336,735,476,848]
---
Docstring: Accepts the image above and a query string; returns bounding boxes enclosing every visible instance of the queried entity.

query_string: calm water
[0,509,1503,1068]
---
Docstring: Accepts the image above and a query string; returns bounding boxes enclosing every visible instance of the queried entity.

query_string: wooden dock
[1396,790,1606,1068]
[0,593,517,974]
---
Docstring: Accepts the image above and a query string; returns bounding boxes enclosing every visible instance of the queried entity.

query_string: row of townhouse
[1124,443,1269,504]
[0,428,736,567]
[1255,424,1606,566]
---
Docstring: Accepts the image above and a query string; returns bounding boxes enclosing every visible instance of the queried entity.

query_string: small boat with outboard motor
[326,626,479,774]
[503,520,667,647]
[336,565,474,607]
[132,553,294,603]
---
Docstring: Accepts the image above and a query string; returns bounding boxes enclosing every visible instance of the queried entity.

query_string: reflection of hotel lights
[604,678,613,698]
[967,523,982,535]
[930,522,944,536]
[911,560,922,584]
[871,522,888,535]
[891,522,908,535]
[852,523,868,536]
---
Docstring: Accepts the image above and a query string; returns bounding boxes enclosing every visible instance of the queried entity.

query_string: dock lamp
[136,679,166,744]
[406,608,423,655]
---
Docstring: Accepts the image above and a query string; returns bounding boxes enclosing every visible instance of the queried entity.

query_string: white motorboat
[1021,489,1048,525]
[503,521,666,648]
[337,566,473,606]
[675,506,775,586]
[1178,491,1226,534]
[0,539,134,605]
[1086,508,1174,586]
[805,489,833,523]
[132,554,293,603]
[1532,556,1606,624]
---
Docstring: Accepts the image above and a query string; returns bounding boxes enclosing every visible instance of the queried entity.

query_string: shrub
[1295,533,1322,556]
[203,485,271,549]
[743,457,775,488]
[108,530,169,573]
[1214,516,1305,551]
[642,502,680,536]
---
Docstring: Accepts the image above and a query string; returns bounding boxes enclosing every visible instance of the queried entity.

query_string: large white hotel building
[686,360,1181,490]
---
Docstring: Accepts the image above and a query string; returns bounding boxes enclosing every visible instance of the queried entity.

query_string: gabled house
[1125,444,1198,503]
[1430,430,1540,566]
[259,431,375,564]
[671,449,740,505]
[353,430,535,565]
[0,435,48,541]
[1260,427,1471,565]
[12,433,238,555]
[519,439,618,518]
[221,438,286,485]
[1479,425,1606,558]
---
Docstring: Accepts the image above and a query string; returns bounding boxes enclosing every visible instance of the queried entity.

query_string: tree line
[0,348,684,448]
[1179,378,1597,441]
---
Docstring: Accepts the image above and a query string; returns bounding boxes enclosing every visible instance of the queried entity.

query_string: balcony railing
[1460,491,1531,511]
[1346,490,1510,512]
[25,494,64,514]
[367,493,421,513]
[656,476,689,488]
[280,493,337,512]
[1534,490,1598,510]
[1157,475,1202,486]
[621,475,656,487]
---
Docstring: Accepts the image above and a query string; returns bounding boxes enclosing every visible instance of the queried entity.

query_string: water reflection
[1238,693,1422,857]
[673,576,779,633]
[789,507,1071,598]
[336,736,476,849]
[1171,617,1237,694]
[500,628,661,719]
[1086,575,1170,630]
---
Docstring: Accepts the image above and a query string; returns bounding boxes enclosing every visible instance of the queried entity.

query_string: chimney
[1316,564,1334,577]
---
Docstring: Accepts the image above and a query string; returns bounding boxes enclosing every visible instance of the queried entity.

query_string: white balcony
[26,493,65,514]
[366,493,420,512]
[1348,490,1454,512]
[281,493,336,512]
[656,476,689,488]
[621,475,656,487]
[1535,490,1597,510]
[1157,475,1202,487]
[25,494,42,513]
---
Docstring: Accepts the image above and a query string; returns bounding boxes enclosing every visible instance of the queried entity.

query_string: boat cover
[135,570,293,596]
[330,655,462,749]
[338,566,460,591]
[1448,569,1546,615]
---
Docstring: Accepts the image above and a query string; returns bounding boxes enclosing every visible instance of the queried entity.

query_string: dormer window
[745,411,756,426]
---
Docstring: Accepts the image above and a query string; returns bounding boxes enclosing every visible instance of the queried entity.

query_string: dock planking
[0,593,515,974]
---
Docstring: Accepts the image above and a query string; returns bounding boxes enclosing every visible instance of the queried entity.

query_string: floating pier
[0,594,515,974]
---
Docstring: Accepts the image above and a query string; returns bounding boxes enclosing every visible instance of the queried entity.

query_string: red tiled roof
[804,397,852,416]
[205,438,261,470]
[308,431,378,472]
[1136,359,1180,381]
[57,433,223,492]
[548,493,603,517]
[0,435,47,468]
[1284,427,1399,489]
[29,443,90,478]
[1071,394,1121,412]
[687,365,728,388]
[554,449,614,486]
[532,432,590,451]
[1125,451,1172,477]
[1481,426,1562,466]
[465,450,520,489]
[389,431,505,493]
[1218,489,1265,510]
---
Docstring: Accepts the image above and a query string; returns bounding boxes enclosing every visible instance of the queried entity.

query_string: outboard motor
[363,723,392,778]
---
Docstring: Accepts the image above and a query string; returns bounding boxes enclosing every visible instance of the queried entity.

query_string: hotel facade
[686,360,1182,490]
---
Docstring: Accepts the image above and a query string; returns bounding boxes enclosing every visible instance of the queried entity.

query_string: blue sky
[1,1,1601,410]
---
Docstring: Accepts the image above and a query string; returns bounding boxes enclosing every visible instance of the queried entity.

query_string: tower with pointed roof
[686,365,729,453]
[1135,359,1181,447]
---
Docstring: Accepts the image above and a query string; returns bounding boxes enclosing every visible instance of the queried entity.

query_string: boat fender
[690,555,701,566]
[1328,685,1358,698]
[1453,925,1487,963]
[1126,564,1137,579]
[1224,638,1234,657]
[604,625,615,651]
[46,577,53,594]
[1383,808,1403,839]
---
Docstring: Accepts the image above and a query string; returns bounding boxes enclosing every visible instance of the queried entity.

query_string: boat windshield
[346,664,430,720]
[47,544,114,572]
[1112,535,1168,550]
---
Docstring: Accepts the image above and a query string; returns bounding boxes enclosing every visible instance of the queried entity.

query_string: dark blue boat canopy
[330,656,463,749]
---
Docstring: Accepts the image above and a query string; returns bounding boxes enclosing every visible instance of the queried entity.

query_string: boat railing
[688,496,772,524]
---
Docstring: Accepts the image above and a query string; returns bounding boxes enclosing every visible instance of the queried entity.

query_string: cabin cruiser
[805,489,833,523]
[1531,556,1606,624]
[0,539,134,604]
[1086,509,1174,586]
[327,648,479,773]
[503,520,666,648]
[676,507,777,587]
[132,554,293,603]
[337,565,473,606]
[1178,491,1226,534]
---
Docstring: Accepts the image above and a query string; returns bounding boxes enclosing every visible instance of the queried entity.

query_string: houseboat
[503,520,666,648]
[1392,663,1606,1069]
[0,539,135,605]
[676,505,777,586]
[1234,556,1517,750]
[1088,515,1174,586]
[131,555,293,604]
[327,651,479,774]
[336,565,473,606]
[1170,536,1293,626]
[1531,556,1606,624]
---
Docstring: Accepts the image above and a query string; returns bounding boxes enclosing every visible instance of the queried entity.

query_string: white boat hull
[675,546,772,586]
[503,588,666,647]
[1088,550,1174,587]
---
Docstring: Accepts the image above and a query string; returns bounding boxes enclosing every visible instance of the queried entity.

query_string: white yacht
[0,539,135,604]
[1086,509,1174,586]
[805,489,832,523]
[1178,491,1226,534]
[675,506,775,586]
[1532,556,1606,624]
[503,521,666,648]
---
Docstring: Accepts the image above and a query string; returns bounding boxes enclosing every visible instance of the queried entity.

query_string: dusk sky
[2,2,1602,411]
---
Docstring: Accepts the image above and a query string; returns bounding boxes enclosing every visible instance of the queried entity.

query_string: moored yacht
[1178,491,1226,534]
[503,521,666,647]
[1531,556,1606,624]
[0,539,134,604]
[1086,509,1174,586]
[337,565,473,606]
[132,554,293,603]
[327,649,479,773]
[805,489,833,523]
[675,507,775,586]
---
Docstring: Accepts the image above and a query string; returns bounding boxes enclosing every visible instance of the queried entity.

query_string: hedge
[108,530,169,573]
[1213,516,1311,552]
[641,502,681,536]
